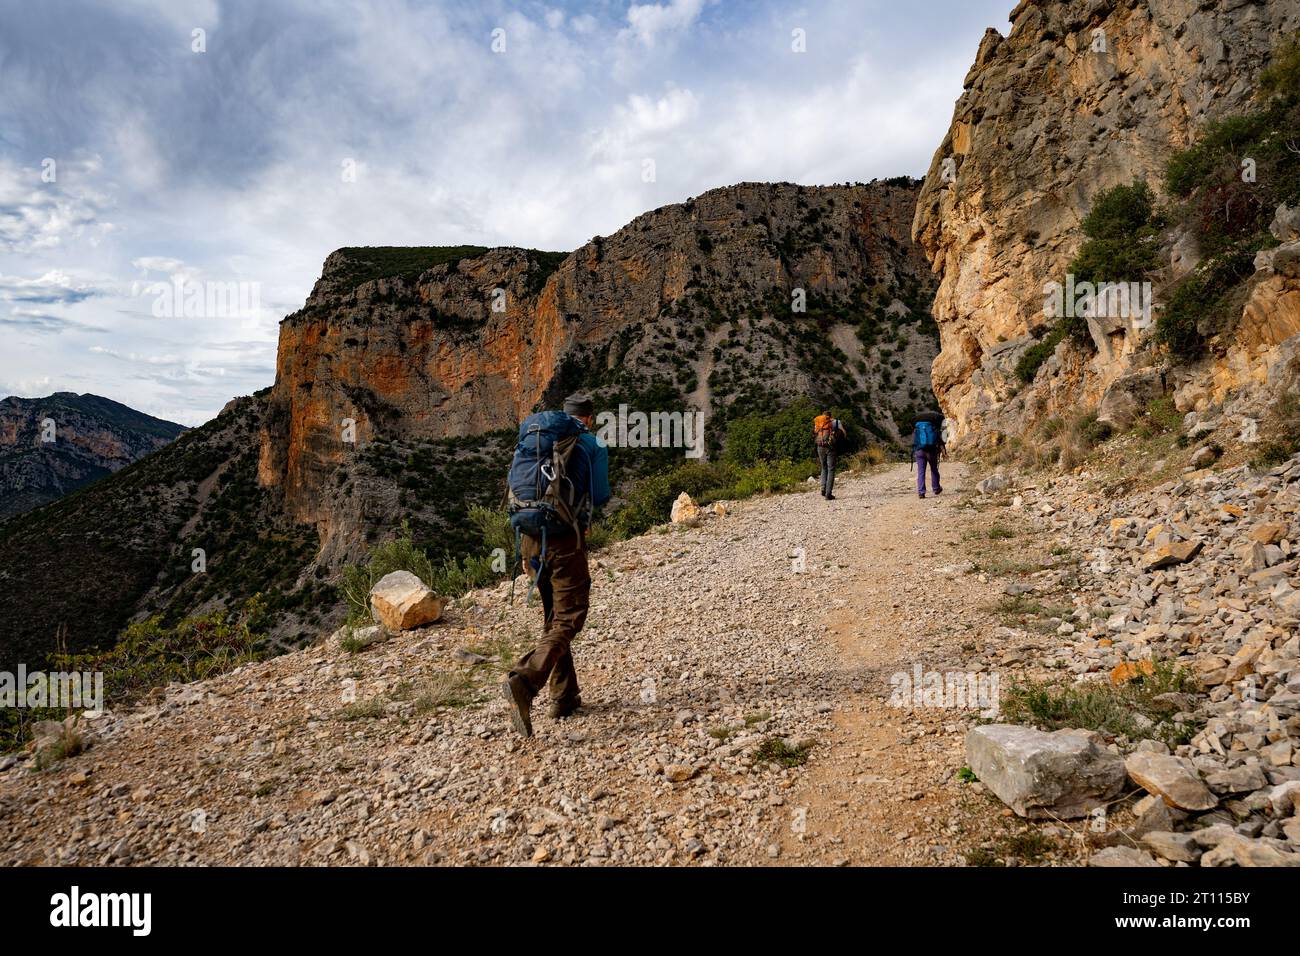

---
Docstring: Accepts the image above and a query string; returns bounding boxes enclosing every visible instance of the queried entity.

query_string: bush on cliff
[57,597,267,708]
[1014,323,1069,384]
[1016,181,1166,384]
[1156,35,1300,360]
[1069,180,1164,290]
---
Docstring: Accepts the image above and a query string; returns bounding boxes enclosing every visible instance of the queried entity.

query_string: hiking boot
[548,696,582,720]
[935,487,943,496]
[826,493,836,501]
[918,493,926,499]
[502,674,534,737]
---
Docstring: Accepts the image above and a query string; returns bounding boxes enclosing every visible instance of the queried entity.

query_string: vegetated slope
[0,392,326,670]
[0,392,187,517]
[0,180,941,670]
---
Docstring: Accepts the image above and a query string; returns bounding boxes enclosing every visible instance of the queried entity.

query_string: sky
[0,0,1013,426]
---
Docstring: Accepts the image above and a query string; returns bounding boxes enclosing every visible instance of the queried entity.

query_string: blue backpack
[506,411,593,602]
[914,419,940,451]
[507,411,593,539]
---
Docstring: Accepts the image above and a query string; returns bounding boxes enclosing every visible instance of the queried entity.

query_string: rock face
[0,392,186,517]
[259,181,939,541]
[965,724,1126,818]
[912,0,1300,445]
[368,570,446,631]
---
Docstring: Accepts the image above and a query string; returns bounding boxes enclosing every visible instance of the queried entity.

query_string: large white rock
[368,570,446,631]
[670,492,702,525]
[1272,202,1300,243]
[965,724,1126,819]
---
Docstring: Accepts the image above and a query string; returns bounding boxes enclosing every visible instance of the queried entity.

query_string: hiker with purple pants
[912,411,946,499]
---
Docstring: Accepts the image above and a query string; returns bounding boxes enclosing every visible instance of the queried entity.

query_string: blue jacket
[574,426,611,511]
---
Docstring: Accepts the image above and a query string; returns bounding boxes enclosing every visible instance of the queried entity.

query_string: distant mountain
[0,390,327,671]
[0,393,187,518]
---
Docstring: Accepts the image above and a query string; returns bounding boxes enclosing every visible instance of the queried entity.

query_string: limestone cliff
[261,181,939,546]
[913,0,1300,445]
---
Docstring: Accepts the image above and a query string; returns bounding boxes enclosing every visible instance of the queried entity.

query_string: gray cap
[563,392,595,417]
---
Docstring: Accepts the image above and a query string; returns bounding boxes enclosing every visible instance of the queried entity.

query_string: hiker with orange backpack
[501,392,610,737]
[812,411,847,501]
[912,410,946,499]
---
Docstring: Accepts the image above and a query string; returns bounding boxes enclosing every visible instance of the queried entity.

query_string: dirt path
[773,461,1007,864]
[0,462,1018,867]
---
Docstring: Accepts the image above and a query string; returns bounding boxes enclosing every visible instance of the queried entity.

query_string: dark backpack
[914,419,940,451]
[506,411,593,541]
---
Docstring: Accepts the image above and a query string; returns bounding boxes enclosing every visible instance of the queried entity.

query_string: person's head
[564,392,596,428]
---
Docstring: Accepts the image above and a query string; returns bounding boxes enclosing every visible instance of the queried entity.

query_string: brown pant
[513,532,590,703]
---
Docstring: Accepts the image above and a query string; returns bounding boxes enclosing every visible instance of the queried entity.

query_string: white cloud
[0,270,104,304]
[0,157,113,252]
[624,0,707,47]
[0,0,1014,424]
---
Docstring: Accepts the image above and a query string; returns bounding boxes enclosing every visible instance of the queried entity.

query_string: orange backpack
[813,414,836,448]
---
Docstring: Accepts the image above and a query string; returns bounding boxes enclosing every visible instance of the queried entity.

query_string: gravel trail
[1,462,1012,867]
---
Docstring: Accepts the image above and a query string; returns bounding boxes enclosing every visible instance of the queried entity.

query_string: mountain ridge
[0,392,187,519]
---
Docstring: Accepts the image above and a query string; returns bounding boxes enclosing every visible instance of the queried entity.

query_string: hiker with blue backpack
[912,410,946,499]
[501,392,610,737]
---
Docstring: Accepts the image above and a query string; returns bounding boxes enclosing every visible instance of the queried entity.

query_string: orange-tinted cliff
[259,180,939,534]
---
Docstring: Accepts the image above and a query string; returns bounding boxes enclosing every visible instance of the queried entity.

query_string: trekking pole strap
[509,526,521,606]
[525,526,547,606]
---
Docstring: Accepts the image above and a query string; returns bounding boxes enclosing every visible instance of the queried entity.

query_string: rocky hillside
[8,455,1299,866]
[913,0,1300,446]
[966,451,1300,866]
[0,393,186,518]
[260,180,939,562]
[0,392,326,671]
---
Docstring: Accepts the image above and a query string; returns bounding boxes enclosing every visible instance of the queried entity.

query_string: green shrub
[467,504,512,557]
[58,597,266,706]
[724,398,858,465]
[1001,661,1199,745]
[752,736,811,768]
[717,459,817,499]
[1068,181,1163,286]
[1251,393,1300,468]
[1258,32,1300,103]
[605,455,817,541]
[1079,414,1113,448]
[1164,39,1299,261]
[1015,323,1068,383]
[606,461,734,539]
[340,514,513,622]
[1156,248,1256,361]
[339,526,438,622]
[1131,396,1182,439]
